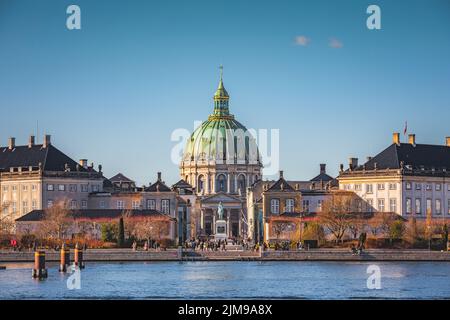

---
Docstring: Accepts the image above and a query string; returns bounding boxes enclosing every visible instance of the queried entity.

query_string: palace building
[338,133,450,220]
[179,68,263,240]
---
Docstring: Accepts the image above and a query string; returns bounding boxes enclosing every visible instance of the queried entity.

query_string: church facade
[178,68,263,240]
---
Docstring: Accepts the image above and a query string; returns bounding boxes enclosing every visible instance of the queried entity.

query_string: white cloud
[329,38,343,48]
[294,35,310,46]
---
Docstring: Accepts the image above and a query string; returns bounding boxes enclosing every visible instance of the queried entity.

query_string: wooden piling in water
[32,250,47,279]
[59,244,71,272]
[74,243,85,269]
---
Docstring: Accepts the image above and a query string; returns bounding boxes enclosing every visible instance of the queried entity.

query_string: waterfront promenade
[1,248,449,263]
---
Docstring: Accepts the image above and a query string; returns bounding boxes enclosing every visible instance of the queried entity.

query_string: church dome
[182,68,260,165]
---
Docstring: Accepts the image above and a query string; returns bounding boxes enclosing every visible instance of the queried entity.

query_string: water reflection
[0,261,449,299]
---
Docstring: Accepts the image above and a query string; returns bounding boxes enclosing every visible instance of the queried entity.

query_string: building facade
[338,133,450,220]
[1,135,104,223]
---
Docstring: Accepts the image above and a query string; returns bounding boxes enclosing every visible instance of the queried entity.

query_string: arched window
[217,174,227,192]
[238,174,246,192]
[197,175,204,193]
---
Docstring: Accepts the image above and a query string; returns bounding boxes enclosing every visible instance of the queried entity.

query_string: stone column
[227,174,231,194]
[213,212,216,235]
[206,173,210,194]
[226,209,231,238]
[238,209,242,239]
[200,209,204,230]
[234,175,238,194]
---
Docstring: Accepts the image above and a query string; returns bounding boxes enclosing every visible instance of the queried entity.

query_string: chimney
[8,137,15,150]
[366,156,373,162]
[43,135,51,148]
[157,172,162,181]
[320,163,326,174]
[446,137,450,147]
[408,134,416,146]
[279,170,284,179]
[392,132,400,146]
[348,158,358,170]
[28,135,35,148]
[79,159,88,169]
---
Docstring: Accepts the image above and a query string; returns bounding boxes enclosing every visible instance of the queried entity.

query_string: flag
[403,121,407,135]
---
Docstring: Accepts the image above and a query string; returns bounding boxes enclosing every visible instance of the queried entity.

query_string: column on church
[206,173,210,194]
[239,209,242,238]
[200,209,204,230]
[227,174,231,193]
[226,209,230,237]
[213,211,216,235]
[234,175,237,194]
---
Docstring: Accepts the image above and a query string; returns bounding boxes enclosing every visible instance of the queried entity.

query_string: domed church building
[179,68,262,239]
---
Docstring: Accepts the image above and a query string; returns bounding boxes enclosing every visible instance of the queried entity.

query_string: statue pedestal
[214,220,227,241]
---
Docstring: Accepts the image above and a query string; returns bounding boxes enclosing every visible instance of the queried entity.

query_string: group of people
[185,238,229,251]
[132,240,162,251]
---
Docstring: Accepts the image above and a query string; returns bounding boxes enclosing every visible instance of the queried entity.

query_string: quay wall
[1,249,450,263]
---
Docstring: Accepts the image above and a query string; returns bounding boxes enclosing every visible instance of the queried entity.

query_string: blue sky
[1,0,450,185]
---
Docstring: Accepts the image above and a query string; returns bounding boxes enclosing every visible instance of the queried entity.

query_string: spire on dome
[212,65,230,116]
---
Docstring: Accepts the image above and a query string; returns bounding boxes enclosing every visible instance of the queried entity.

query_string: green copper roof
[182,68,260,164]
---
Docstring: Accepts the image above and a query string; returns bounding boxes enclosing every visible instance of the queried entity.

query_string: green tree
[389,220,405,241]
[101,223,118,242]
[117,217,125,247]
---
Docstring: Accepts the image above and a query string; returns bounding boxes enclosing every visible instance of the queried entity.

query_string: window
[100,200,106,209]
[436,199,442,215]
[147,199,156,210]
[426,184,432,191]
[406,182,412,190]
[389,199,397,213]
[436,184,442,191]
[378,199,385,212]
[415,198,421,214]
[12,185,17,192]
[70,200,77,209]
[367,199,374,212]
[415,183,421,191]
[58,184,65,191]
[31,184,37,192]
[2,186,8,192]
[285,199,294,213]
[47,200,54,208]
[354,184,362,191]
[132,200,140,210]
[32,200,37,210]
[117,200,124,209]
[47,184,54,191]
[22,201,28,214]
[161,199,170,214]
[92,185,99,192]
[69,184,77,192]
[406,198,412,214]
[11,202,17,213]
[81,184,89,192]
[270,199,279,214]
[318,200,323,212]
[22,185,28,191]
[81,200,87,209]
[426,198,432,214]
[343,184,351,191]
[366,184,373,194]
[448,199,450,215]
[302,200,310,213]
[2,202,8,215]
[377,183,385,191]
[389,183,397,190]
[448,184,450,192]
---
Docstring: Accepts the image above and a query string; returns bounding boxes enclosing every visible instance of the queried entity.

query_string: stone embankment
[1,248,449,263]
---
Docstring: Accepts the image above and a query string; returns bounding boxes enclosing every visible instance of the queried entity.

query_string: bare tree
[318,191,360,243]
[271,221,292,241]
[39,198,73,240]
[0,201,14,235]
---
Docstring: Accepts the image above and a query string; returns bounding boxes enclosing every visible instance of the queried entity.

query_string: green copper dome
[183,69,260,164]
